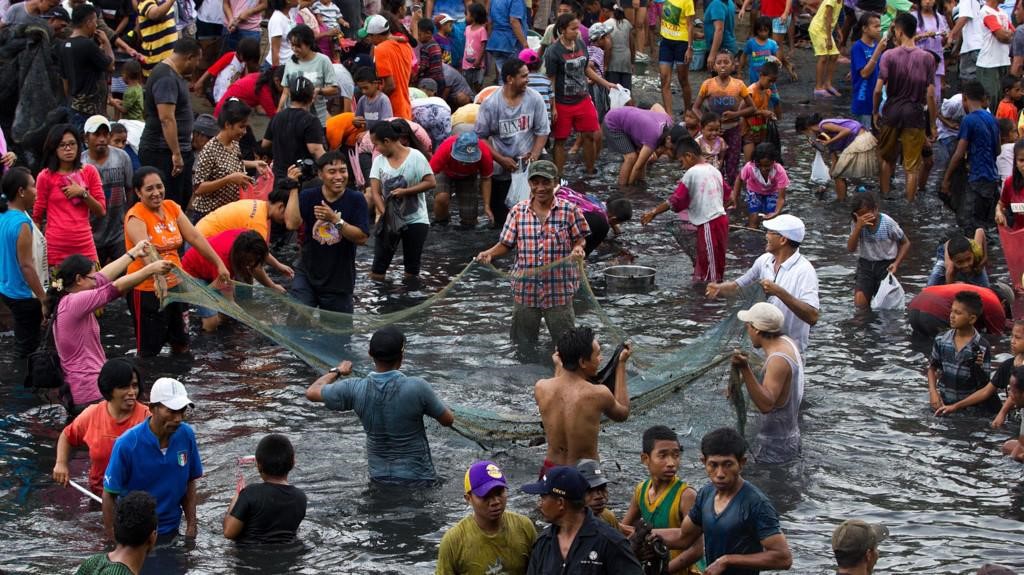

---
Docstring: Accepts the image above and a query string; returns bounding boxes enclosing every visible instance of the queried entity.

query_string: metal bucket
[604,265,657,293]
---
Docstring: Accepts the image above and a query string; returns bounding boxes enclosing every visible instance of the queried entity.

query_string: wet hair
[947,234,973,258]
[642,425,680,454]
[217,98,252,127]
[354,66,378,83]
[121,59,143,83]
[673,136,701,158]
[753,16,771,35]
[752,142,779,164]
[759,60,780,78]
[699,111,720,126]
[288,24,317,56]
[256,433,296,477]
[892,11,917,37]
[954,290,983,318]
[42,124,83,172]
[501,58,526,83]
[255,65,285,104]
[97,358,145,401]
[267,185,289,206]
[794,113,822,133]
[110,122,128,137]
[417,17,435,34]
[556,326,597,371]
[229,230,269,283]
[1013,140,1024,191]
[114,491,158,547]
[858,11,880,29]
[667,123,690,146]
[700,427,748,459]
[555,12,577,35]
[468,2,487,25]
[289,75,316,104]
[0,167,33,213]
[391,118,431,155]
[849,190,879,218]
[236,36,261,66]
[132,166,166,193]
[172,37,201,56]
[45,254,94,318]
[607,198,632,222]
[71,4,97,26]
[316,149,348,171]
[370,120,402,143]
[962,80,988,103]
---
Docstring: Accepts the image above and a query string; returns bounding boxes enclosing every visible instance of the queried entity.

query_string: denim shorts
[771,16,790,35]
[659,39,689,66]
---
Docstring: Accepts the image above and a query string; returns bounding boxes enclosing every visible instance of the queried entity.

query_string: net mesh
[162,258,761,445]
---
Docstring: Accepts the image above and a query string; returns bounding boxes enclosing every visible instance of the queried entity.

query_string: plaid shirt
[500,197,590,308]
[930,329,991,404]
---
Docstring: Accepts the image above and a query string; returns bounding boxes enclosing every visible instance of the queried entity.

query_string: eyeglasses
[58,141,77,150]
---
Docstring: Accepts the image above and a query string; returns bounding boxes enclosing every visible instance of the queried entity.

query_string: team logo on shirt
[484,558,506,574]
[177,451,188,467]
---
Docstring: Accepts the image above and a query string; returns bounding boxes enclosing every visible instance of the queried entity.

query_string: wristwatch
[334,218,346,230]
[328,367,340,375]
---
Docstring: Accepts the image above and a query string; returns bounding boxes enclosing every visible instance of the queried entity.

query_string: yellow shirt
[810,0,841,34]
[660,0,696,43]
[194,200,270,241]
[436,512,536,575]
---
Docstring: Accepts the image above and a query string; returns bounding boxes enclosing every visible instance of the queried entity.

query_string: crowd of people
[0,0,1022,571]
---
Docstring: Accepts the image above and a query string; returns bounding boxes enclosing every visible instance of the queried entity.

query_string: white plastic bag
[609,85,631,110]
[870,272,905,310]
[505,167,530,208]
[810,150,830,185]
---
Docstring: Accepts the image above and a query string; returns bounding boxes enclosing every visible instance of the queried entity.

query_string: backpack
[23,318,64,390]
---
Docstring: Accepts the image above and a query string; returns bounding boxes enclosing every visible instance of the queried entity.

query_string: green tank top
[638,476,686,529]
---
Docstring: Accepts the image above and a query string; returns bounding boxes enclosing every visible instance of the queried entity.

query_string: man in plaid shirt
[477,160,590,347]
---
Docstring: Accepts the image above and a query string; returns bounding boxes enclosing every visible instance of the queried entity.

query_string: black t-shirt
[297,186,370,294]
[583,211,609,256]
[92,0,130,29]
[264,107,324,181]
[59,36,111,106]
[140,62,193,153]
[229,482,308,544]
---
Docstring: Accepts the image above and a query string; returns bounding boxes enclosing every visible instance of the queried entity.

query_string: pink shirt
[462,24,488,70]
[738,161,790,196]
[32,165,105,265]
[55,272,120,405]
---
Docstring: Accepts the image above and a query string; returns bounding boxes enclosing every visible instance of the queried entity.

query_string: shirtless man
[535,326,632,476]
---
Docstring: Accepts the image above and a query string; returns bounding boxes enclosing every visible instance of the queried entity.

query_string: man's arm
[283,171,302,231]
[476,242,512,263]
[182,478,198,538]
[143,0,175,20]
[604,345,632,422]
[306,361,351,402]
[667,489,704,573]
[382,75,396,95]
[708,21,724,67]
[102,489,117,539]
[706,533,792,573]
[156,103,182,173]
[734,353,789,414]
[761,279,819,325]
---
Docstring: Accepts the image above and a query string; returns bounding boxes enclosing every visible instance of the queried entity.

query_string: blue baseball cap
[521,466,588,500]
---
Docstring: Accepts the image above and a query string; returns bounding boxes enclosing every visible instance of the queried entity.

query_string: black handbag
[23,318,64,390]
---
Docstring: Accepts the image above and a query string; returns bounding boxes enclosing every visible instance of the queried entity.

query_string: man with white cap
[733,302,804,464]
[436,460,537,575]
[706,214,819,356]
[102,377,202,541]
[832,519,888,574]
[82,114,133,265]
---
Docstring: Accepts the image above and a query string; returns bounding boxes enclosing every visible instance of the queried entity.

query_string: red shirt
[216,72,279,118]
[182,228,242,281]
[62,400,150,494]
[909,284,1006,335]
[429,136,495,179]
[1000,176,1024,230]
[760,0,788,18]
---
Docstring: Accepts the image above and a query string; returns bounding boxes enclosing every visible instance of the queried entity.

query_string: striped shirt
[527,72,552,112]
[138,0,178,75]
[852,212,905,261]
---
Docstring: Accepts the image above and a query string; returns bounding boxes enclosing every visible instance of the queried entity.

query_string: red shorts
[552,97,600,140]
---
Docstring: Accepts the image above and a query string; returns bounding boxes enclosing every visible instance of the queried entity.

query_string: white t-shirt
[977,4,1012,68]
[998,142,1014,180]
[213,56,245,103]
[333,63,354,100]
[369,149,433,226]
[196,0,224,24]
[681,163,726,226]
[264,9,296,66]
[957,0,986,53]
[735,251,820,356]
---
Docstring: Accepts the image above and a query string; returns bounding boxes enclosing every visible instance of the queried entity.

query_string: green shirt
[75,553,135,575]
[436,512,537,575]
[122,85,144,122]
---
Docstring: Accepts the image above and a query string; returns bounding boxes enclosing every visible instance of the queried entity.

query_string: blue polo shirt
[104,419,203,535]
[688,480,781,575]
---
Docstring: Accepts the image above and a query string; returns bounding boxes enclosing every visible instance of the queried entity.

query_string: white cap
[763,214,805,243]
[737,302,785,332]
[435,13,455,24]
[358,14,390,37]
[83,115,111,134]
[149,378,194,410]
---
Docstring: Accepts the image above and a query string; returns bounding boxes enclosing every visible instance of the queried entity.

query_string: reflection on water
[2,108,1024,574]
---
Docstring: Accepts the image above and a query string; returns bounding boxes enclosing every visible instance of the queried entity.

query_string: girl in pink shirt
[733,142,789,228]
[48,242,172,414]
[461,3,489,90]
[32,125,106,267]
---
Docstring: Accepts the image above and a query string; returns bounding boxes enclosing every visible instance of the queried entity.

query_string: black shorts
[854,258,893,299]
[131,289,189,357]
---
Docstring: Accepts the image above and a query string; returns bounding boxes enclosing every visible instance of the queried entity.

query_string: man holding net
[475,160,590,350]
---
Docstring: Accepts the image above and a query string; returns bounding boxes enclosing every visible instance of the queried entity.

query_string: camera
[294,158,317,181]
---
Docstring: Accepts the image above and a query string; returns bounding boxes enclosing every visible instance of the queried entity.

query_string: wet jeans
[510,302,576,347]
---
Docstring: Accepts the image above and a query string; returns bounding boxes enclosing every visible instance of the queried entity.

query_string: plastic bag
[239,172,274,201]
[609,85,631,110]
[505,167,530,208]
[810,151,830,185]
[870,273,905,311]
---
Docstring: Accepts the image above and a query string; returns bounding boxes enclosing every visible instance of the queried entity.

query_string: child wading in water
[846,191,911,308]
[693,52,754,185]
[640,136,729,284]
[696,112,727,171]
[928,290,997,416]
[734,142,788,228]
[809,0,841,98]
[990,321,1024,431]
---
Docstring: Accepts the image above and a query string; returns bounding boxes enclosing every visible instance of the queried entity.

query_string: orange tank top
[124,200,183,291]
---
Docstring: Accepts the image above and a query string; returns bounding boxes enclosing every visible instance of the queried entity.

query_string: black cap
[521,466,588,501]
[368,326,406,362]
[289,75,315,100]
[45,6,70,21]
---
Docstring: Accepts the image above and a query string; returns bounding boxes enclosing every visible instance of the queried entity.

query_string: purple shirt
[820,118,862,152]
[879,45,937,129]
[55,272,120,405]
[603,107,673,148]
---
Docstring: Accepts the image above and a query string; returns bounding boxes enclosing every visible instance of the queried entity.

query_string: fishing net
[162,257,761,446]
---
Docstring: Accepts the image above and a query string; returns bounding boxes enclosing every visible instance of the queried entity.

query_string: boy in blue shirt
[103,378,203,540]
[942,81,1001,237]
[850,12,885,128]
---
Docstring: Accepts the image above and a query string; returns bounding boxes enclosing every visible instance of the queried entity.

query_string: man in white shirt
[948,0,986,84]
[705,214,819,356]
[975,0,1013,111]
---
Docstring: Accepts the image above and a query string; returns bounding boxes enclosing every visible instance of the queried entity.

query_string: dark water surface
[3,77,1024,573]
